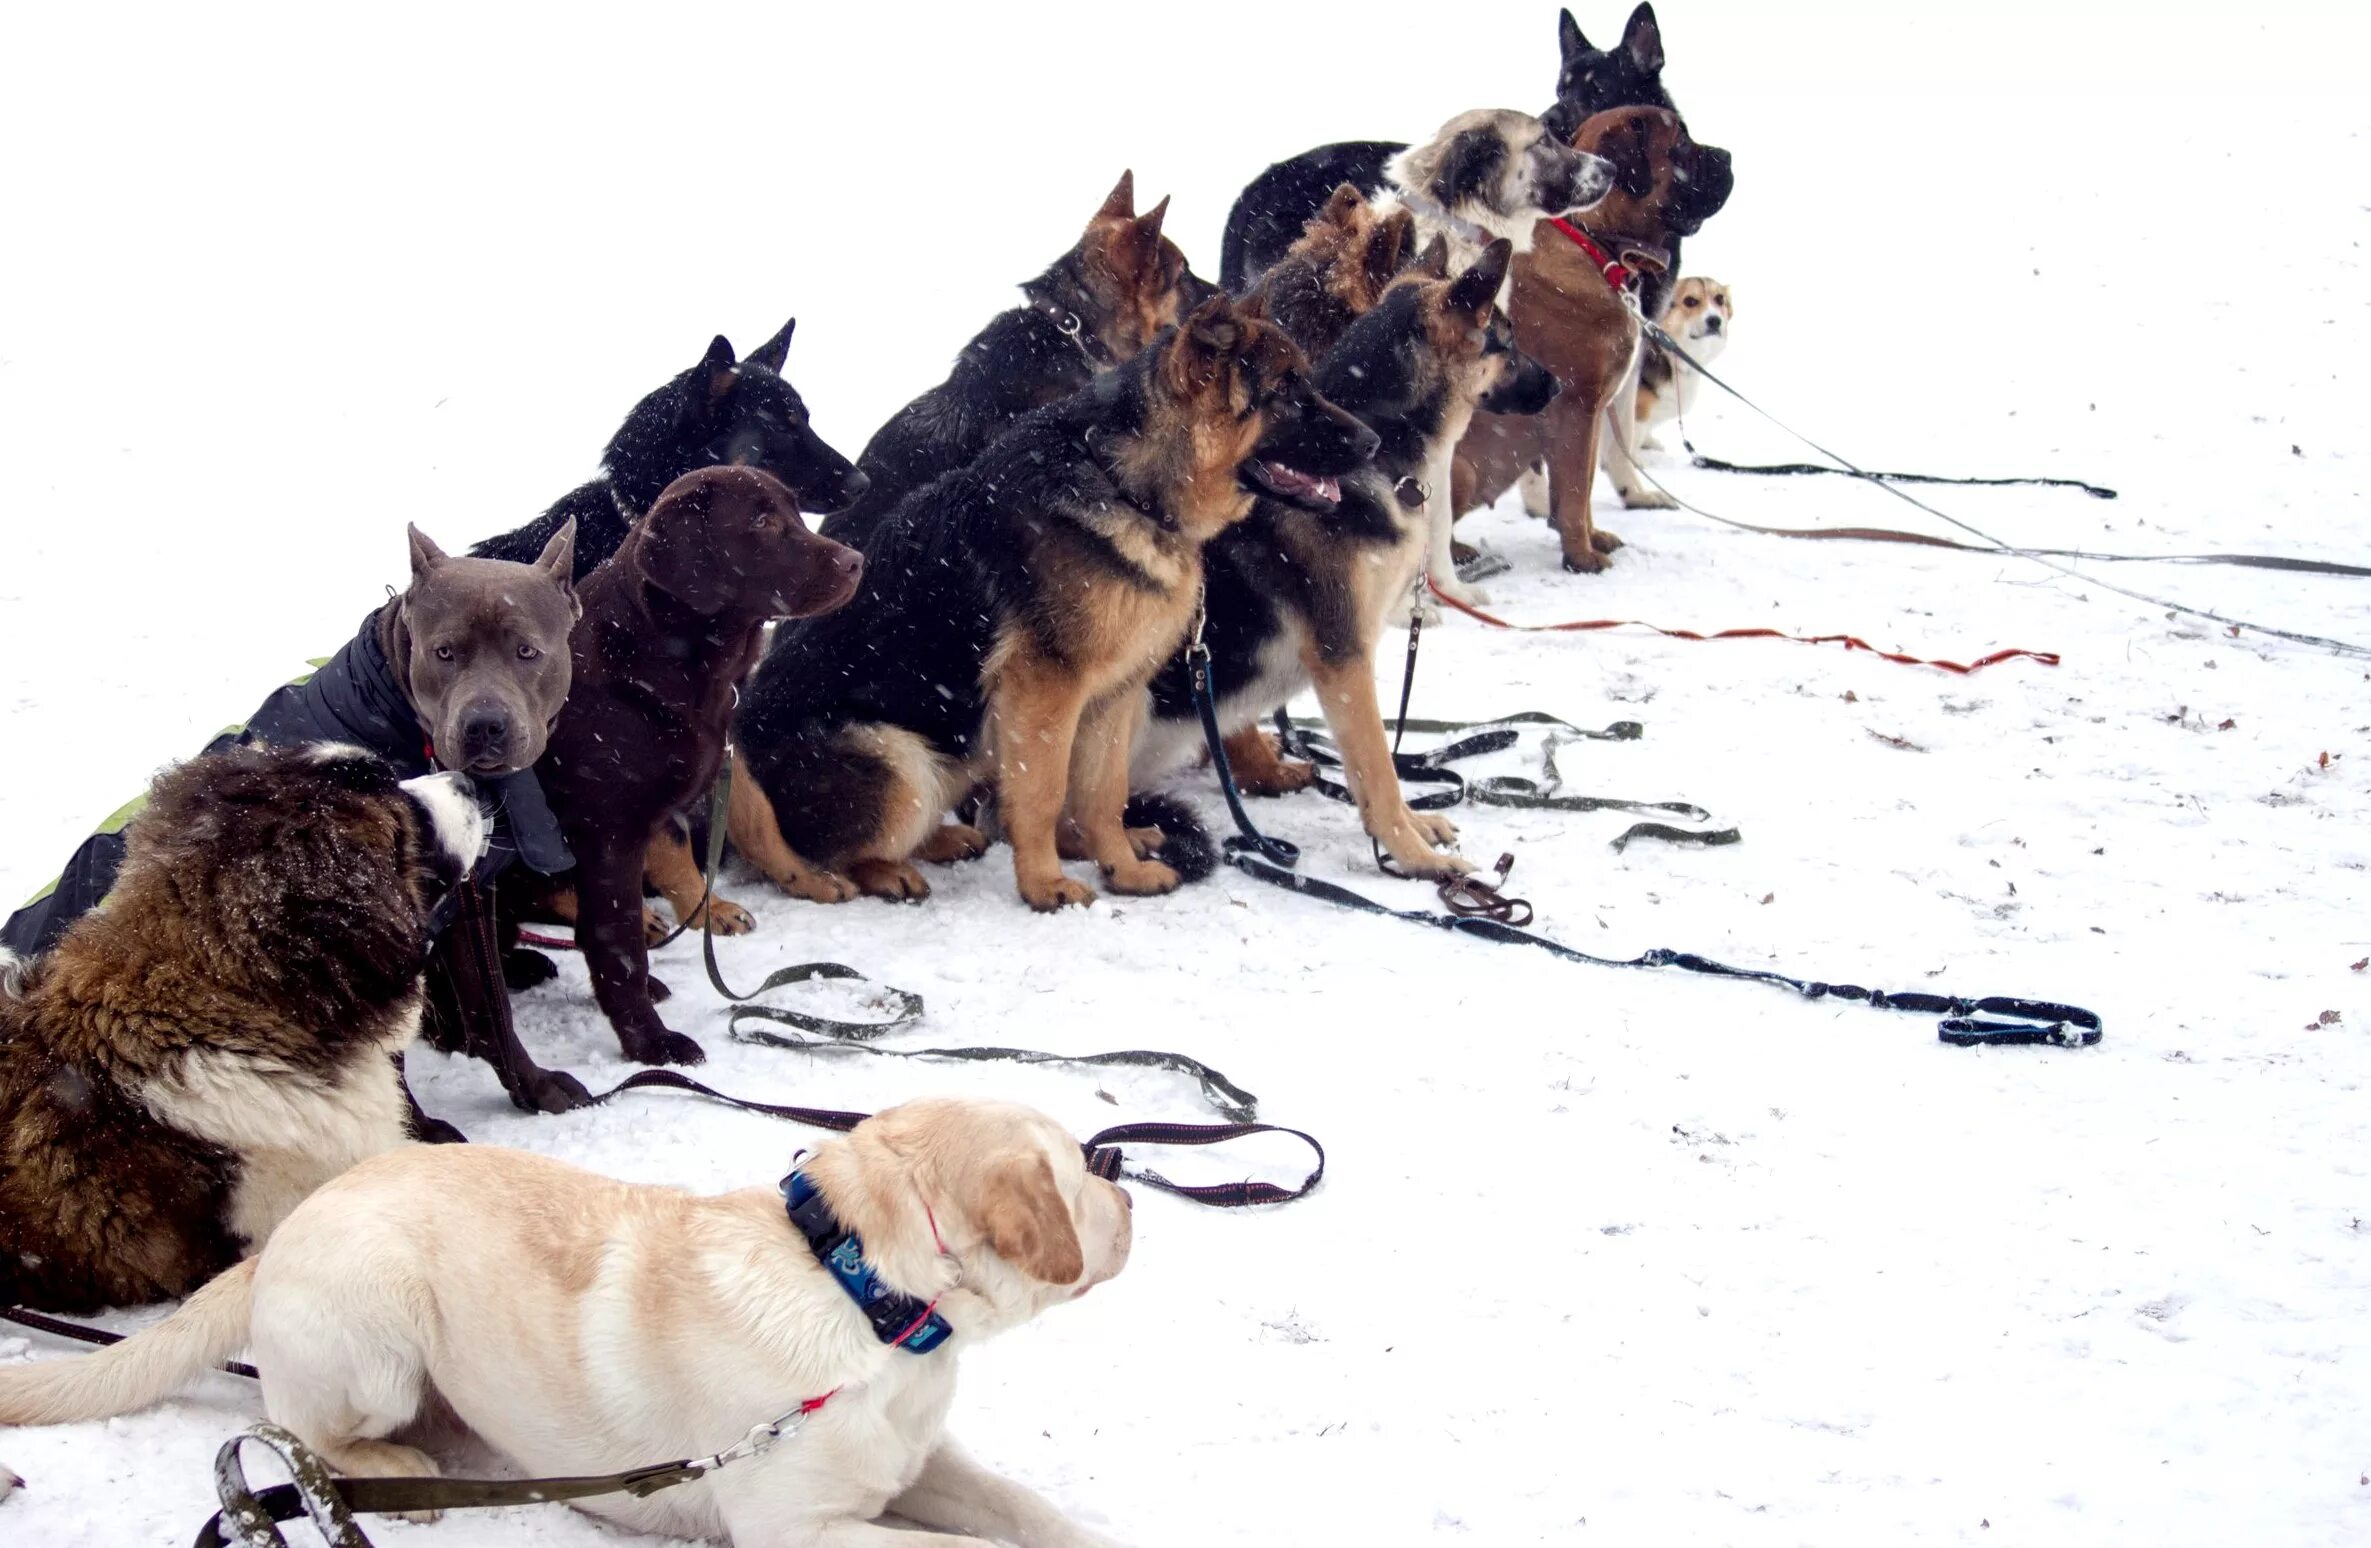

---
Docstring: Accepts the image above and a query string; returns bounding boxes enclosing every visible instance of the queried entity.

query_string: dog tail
[0,949,27,1000]
[0,1259,255,1425]
[1124,793,1215,884]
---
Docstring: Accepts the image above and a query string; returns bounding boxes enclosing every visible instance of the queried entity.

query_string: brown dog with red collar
[1452,105,1732,573]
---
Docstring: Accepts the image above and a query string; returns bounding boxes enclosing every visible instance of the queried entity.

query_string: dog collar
[1546,217,1636,295]
[1026,293,1118,369]
[1398,189,1499,250]
[781,1171,954,1355]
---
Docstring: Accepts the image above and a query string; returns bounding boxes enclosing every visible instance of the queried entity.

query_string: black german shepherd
[819,172,1217,549]
[730,297,1377,913]
[473,321,867,580]
[1218,5,1677,291]
[1138,242,1558,878]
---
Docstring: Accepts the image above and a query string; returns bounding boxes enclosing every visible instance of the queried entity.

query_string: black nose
[458,707,511,761]
[1702,315,1723,334]
[838,467,871,504]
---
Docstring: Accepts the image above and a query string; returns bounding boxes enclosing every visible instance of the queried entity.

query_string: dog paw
[851,858,932,902]
[1430,576,1489,607]
[918,822,991,864]
[407,1111,468,1146]
[1409,810,1460,847]
[1021,874,1098,912]
[1388,842,1475,880]
[619,1028,707,1067]
[519,1068,595,1114]
[502,948,559,992]
[684,896,756,935]
[1103,856,1181,896]
[638,904,673,946]
[1592,527,1627,553]
[1389,592,1446,628]
[1619,487,1676,510]
[1560,546,1613,574]
[778,866,860,903]
[2,1463,25,1500]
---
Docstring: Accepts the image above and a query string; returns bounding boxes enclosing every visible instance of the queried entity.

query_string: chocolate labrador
[536,466,862,1067]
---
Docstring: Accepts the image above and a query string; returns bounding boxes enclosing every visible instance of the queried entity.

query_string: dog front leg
[1416,447,1478,610]
[577,833,705,1065]
[727,753,860,904]
[993,657,1094,911]
[1068,689,1175,896]
[645,824,754,936]
[1599,350,1673,514]
[1305,646,1472,878]
[888,1439,1128,1548]
[1546,392,1613,573]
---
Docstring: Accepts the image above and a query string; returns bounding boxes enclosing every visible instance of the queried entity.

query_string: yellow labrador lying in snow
[0,1098,1134,1546]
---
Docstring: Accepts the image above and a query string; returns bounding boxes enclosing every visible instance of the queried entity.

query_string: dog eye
[1683,296,1701,308]
[516,644,541,662]
[434,645,455,662]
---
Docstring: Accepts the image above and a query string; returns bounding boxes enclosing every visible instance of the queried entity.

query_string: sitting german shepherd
[733,296,1377,911]
[821,171,1215,550]
[1136,241,1558,877]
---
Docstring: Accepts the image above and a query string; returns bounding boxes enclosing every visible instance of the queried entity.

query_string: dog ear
[977,1153,1084,1285]
[1432,127,1507,211]
[744,317,794,375]
[1185,294,1240,354]
[1560,8,1590,60]
[1623,3,1665,75]
[1105,195,1172,283]
[1412,233,1451,280]
[1317,182,1366,230]
[531,518,577,599]
[1096,169,1136,222]
[689,334,738,406]
[1363,206,1414,293]
[1618,115,1658,199]
[1448,240,1513,317]
[1167,295,1242,395]
[406,524,448,585]
[637,474,733,613]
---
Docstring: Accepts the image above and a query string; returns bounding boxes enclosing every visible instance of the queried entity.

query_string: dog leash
[1636,322,2371,657]
[1184,629,2097,1049]
[1424,577,2060,675]
[1690,453,2119,502]
[0,1305,258,1379]
[195,1403,841,1548]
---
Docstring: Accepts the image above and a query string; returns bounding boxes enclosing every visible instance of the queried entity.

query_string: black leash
[1689,453,2119,501]
[1642,320,2371,654]
[1186,620,2096,1049]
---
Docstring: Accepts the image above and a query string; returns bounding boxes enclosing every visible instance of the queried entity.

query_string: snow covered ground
[4,2,2369,1543]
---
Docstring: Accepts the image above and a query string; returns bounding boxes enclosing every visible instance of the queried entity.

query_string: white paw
[1621,489,1679,510]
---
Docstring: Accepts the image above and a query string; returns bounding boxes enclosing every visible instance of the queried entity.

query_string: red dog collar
[1547,217,1634,294]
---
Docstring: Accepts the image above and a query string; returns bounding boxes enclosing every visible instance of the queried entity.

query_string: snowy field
[5,2,2370,1543]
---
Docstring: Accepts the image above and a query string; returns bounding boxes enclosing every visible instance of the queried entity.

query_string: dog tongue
[1261,461,1340,505]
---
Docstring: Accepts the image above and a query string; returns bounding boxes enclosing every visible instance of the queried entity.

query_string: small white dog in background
[1518,274,1735,518]
[0,1097,1136,1548]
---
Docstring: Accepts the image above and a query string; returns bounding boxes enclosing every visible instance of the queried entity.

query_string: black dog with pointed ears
[474,321,868,580]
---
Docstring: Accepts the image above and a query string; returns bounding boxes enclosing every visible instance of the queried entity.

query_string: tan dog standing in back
[0,1098,1136,1547]
[1453,105,1734,573]
[1634,276,1733,446]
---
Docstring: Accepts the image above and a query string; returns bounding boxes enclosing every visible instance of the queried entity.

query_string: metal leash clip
[692,1404,815,1476]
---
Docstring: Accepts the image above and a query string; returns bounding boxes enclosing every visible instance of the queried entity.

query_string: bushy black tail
[1124,792,1215,884]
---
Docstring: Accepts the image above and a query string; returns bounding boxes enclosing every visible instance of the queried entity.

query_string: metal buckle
[693,1405,810,1475]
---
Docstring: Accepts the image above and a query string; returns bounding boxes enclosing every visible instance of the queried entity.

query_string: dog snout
[456,704,514,769]
[1561,151,1616,212]
[1702,314,1724,335]
[836,466,871,506]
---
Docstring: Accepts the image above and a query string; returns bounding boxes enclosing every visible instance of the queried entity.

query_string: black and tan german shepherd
[730,297,1378,912]
[474,322,868,580]
[820,172,1218,549]
[1238,183,1417,363]
[1136,242,1559,877]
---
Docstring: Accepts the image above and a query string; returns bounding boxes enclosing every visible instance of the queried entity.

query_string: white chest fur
[135,998,419,1250]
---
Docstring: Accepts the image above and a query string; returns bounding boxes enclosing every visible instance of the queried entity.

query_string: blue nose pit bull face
[396,523,582,777]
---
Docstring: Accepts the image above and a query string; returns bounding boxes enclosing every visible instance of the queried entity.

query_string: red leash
[1427,578,2059,676]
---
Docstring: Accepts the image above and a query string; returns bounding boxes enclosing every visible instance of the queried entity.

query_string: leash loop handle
[205,1425,367,1548]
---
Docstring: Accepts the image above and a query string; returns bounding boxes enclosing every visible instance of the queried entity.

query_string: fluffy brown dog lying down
[0,1098,1134,1547]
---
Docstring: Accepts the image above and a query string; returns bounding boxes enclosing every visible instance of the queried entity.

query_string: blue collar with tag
[781,1171,954,1355]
